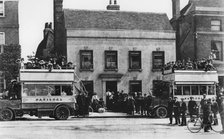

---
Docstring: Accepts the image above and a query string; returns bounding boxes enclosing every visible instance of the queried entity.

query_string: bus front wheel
[54,106,70,120]
[0,108,14,121]
[155,107,167,118]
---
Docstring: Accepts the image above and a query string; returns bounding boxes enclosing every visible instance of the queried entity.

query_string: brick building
[54,0,176,101]
[171,0,224,88]
[0,0,19,92]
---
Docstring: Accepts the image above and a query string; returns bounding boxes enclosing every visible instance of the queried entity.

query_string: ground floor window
[129,80,142,94]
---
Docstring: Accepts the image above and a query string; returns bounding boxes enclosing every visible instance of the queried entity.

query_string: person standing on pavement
[126,93,135,115]
[211,98,219,125]
[167,97,174,124]
[200,94,207,112]
[173,97,180,125]
[188,97,198,121]
[180,98,187,126]
[203,99,212,132]
[217,93,224,134]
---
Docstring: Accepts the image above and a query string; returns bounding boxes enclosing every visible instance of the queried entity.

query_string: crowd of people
[17,56,75,70]
[75,90,154,117]
[167,93,224,134]
[106,90,153,116]
[162,58,216,72]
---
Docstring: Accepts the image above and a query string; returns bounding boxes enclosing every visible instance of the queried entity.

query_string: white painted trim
[197,31,224,35]
[196,6,224,12]
[194,14,224,17]
[66,29,176,39]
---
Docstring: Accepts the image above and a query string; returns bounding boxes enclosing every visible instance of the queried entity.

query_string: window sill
[104,69,118,72]
[128,69,142,72]
[79,69,94,72]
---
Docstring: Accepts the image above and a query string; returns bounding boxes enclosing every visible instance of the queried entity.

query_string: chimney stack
[172,0,180,19]
[107,0,120,10]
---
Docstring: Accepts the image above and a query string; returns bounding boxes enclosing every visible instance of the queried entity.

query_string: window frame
[211,20,222,31]
[79,50,93,71]
[0,1,4,17]
[211,40,223,61]
[152,51,165,71]
[104,50,118,71]
[129,51,142,71]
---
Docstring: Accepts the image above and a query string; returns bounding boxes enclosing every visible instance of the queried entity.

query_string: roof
[64,9,173,31]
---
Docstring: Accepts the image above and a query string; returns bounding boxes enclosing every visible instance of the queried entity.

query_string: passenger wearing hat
[180,98,187,126]
[188,97,198,121]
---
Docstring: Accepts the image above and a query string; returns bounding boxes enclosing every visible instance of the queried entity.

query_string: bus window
[62,85,73,96]
[191,86,199,95]
[200,85,207,95]
[174,85,182,95]
[208,86,215,95]
[183,86,190,95]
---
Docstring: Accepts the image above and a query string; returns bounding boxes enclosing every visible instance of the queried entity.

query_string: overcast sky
[19,0,188,59]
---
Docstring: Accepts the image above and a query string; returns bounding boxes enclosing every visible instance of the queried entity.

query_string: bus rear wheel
[0,108,14,121]
[55,106,70,120]
[155,107,167,118]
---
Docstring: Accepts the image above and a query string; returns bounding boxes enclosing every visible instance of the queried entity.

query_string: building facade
[55,0,176,102]
[0,0,19,92]
[171,0,224,88]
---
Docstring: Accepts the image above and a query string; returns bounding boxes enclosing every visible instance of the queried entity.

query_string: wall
[0,0,19,44]
[67,29,175,100]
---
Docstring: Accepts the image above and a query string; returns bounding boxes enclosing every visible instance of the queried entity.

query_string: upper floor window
[211,41,223,61]
[0,1,4,17]
[105,50,117,70]
[152,51,164,70]
[80,50,93,71]
[211,20,221,31]
[129,51,141,70]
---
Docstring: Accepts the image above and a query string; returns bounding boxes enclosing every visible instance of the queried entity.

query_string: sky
[19,0,189,59]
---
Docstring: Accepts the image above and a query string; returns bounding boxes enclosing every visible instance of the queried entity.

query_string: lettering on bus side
[35,98,63,102]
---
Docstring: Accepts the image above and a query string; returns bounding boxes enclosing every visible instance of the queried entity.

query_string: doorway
[106,81,117,93]
[106,81,117,110]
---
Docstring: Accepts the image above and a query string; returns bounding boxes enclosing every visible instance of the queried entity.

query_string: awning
[98,73,123,79]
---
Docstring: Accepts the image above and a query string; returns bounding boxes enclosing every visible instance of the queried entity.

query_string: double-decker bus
[151,70,218,118]
[0,69,76,121]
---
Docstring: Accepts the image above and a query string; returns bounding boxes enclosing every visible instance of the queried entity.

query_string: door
[106,81,117,93]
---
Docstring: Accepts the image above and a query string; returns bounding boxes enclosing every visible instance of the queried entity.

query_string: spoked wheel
[0,108,14,121]
[54,106,70,120]
[155,107,167,118]
[187,117,202,133]
[211,115,222,133]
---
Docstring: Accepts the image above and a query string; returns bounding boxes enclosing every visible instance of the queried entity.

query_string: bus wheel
[0,108,14,121]
[155,107,167,118]
[55,106,70,120]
